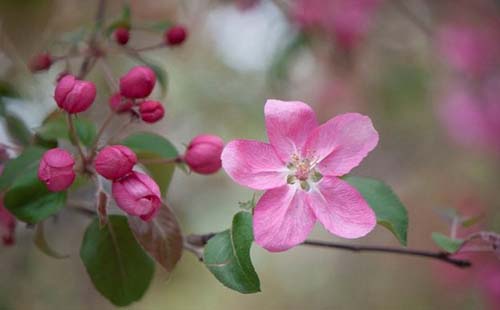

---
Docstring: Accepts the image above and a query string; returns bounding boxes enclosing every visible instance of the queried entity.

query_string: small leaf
[80,215,155,307]
[122,132,179,196]
[432,232,464,253]
[0,146,46,191]
[143,20,174,32]
[345,176,409,246]
[36,114,97,146]
[5,113,32,146]
[34,221,69,259]
[0,80,20,99]
[128,203,183,272]
[461,214,484,228]
[4,168,66,224]
[203,211,260,294]
[105,4,132,36]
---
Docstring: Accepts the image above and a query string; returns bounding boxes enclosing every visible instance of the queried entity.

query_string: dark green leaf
[0,146,46,191]
[122,132,179,196]
[80,215,155,307]
[36,114,96,146]
[432,232,464,253]
[128,203,183,271]
[203,211,260,294]
[0,80,20,99]
[4,168,66,224]
[34,221,69,259]
[345,176,409,246]
[5,113,31,146]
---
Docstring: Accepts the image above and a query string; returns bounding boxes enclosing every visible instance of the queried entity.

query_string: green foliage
[203,211,260,294]
[105,4,132,36]
[36,114,97,147]
[122,132,179,196]
[432,232,464,253]
[4,168,66,224]
[80,215,155,307]
[5,113,31,146]
[345,176,409,246]
[34,222,69,259]
[0,146,46,191]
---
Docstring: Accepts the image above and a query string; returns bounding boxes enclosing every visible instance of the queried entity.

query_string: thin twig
[391,0,432,36]
[67,114,87,163]
[89,111,115,158]
[139,157,182,165]
[186,233,471,268]
[132,42,166,53]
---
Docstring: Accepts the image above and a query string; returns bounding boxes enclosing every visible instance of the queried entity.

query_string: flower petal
[304,113,378,176]
[221,140,287,190]
[308,176,376,238]
[265,99,318,162]
[254,185,316,252]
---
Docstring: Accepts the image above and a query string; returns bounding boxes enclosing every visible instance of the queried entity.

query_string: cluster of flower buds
[109,66,165,123]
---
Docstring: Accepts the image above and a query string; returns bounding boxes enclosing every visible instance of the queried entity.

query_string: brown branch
[186,233,471,268]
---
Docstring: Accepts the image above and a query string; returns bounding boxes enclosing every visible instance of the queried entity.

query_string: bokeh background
[1,0,500,309]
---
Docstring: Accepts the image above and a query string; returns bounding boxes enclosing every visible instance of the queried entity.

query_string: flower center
[286,154,322,191]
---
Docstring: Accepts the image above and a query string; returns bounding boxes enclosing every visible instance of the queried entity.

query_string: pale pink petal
[265,99,318,162]
[308,176,376,238]
[221,140,287,190]
[304,113,378,176]
[253,185,316,252]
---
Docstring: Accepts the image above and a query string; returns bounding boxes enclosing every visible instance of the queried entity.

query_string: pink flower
[54,75,96,114]
[29,52,52,72]
[292,0,382,50]
[139,100,165,123]
[94,145,137,180]
[38,148,76,192]
[114,27,130,45]
[120,66,156,99]
[164,25,188,46]
[221,100,378,252]
[184,134,224,174]
[108,92,134,113]
[112,171,161,221]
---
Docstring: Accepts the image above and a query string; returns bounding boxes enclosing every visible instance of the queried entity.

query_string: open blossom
[112,171,161,221]
[184,134,224,174]
[38,148,76,192]
[54,75,96,114]
[221,100,378,252]
[94,145,137,180]
[292,0,382,50]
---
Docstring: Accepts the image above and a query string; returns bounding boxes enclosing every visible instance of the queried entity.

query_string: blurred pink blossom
[292,0,382,50]
[222,100,378,252]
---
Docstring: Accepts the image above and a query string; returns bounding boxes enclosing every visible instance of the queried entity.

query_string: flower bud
[54,75,96,114]
[164,25,187,46]
[94,145,137,180]
[184,134,224,174]
[38,148,76,192]
[112,171,161,221]
[119,66,156,99]
[139,100,164,123]
[108,92,134,113]
[29,53,52,72]
[114,27,130,45]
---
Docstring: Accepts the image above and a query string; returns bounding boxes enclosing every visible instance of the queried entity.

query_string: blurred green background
[0,0,499,309]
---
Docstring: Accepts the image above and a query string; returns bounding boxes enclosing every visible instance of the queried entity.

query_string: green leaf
[5,113,31,146]
[36,114,97,146]
[432,232,464,253]
[0,146,46,191]
[0,80,20,99]
[128,203,183,272]
[143,20,173,32]
[4,168,67,224]
[80,215,155,307]
[203,211,260,294]
[122,132,179,196]
[105,4,132,36]
[461,214,484,228]
[345,176,409,246]
[34,221,69,259]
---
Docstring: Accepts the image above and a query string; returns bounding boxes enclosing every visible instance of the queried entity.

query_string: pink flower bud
[184,134,224,174]
[164,25,188,46]
[29,53,52,72]
[0,201,16,246]
[139,100,164,123]
[119,66,156,99]
[114,27,130,45]
[112,171,161,221]
[108,92,134,113]
[54,75,96,114]
[37,148,76,192]
[94,145,137,180]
